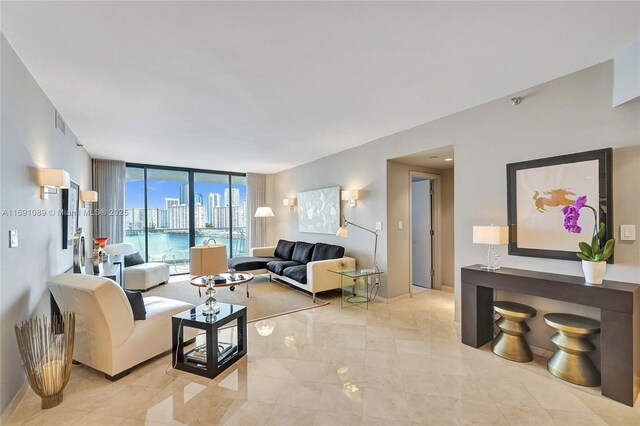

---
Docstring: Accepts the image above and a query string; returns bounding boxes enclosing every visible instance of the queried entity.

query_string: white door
[411,179,432,288]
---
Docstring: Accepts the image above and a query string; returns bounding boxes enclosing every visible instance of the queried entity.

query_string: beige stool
[492,301,537,362]
[544,313,601,387]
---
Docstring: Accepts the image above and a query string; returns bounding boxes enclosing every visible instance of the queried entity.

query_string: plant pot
[582,260,606,285]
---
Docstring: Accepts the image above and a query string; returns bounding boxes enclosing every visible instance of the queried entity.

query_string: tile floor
[7,289,640,425]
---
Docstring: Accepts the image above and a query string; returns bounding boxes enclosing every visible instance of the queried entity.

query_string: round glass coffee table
[190,272,254,298]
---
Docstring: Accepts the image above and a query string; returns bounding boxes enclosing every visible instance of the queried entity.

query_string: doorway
[411,177,432,288]
[410,172,441,291]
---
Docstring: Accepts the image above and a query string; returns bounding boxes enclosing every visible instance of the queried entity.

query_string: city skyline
[125,179,247,230]
[126,179,246,210]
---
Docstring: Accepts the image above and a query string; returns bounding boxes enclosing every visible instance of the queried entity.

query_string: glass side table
[172,302,247,379]
[329,269,384,310]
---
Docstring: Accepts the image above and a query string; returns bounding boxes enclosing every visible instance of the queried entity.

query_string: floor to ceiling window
[125,164,247,275]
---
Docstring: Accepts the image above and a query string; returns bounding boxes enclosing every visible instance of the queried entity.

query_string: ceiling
[2,2,638,174]
[392,145,455,170]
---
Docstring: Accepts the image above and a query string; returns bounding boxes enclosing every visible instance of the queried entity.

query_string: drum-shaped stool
[491,301,537,362]
[543,313,600,386]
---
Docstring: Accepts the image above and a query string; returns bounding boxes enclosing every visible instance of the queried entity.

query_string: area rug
[144,275,329,323]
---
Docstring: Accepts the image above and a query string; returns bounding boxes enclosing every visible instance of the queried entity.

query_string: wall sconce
[282,198,296,211]
[80,191,98,207]
[341,190,360,207]
[38,168,70,199]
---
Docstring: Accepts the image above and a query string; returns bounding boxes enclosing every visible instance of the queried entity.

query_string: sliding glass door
[124,167,146,259]
[125,164,247,275]
[145,168,190,274]
[231,175,248,257]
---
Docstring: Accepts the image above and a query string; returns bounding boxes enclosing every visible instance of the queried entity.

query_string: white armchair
[47,273,195,380]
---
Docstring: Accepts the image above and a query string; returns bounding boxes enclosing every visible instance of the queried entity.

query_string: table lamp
[473,225,508,271]
[190,244,228,316]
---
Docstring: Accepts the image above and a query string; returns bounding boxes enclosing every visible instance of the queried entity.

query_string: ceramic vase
[582,260,606,285]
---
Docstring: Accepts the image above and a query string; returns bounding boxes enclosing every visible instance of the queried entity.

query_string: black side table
[172,303,247,379]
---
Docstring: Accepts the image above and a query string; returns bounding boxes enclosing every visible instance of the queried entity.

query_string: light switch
[375,221,383,231]
[620,224,636,241]
[398,221,403,230]
[9,230,18,248]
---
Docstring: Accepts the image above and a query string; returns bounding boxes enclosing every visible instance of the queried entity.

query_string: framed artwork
[62,180,79,249]
[506,148,612,262]
[297,186,341,234]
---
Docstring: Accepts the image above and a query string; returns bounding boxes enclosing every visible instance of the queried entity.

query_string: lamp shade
[341,190,359,201]
[190,244,228,276]
[38,169,70,188]
[473,226,508,245]
[254,207,274,218]
[104,243,136,256]
[80,191,98,202]
[336,226,348,238]
[282,198,295,207]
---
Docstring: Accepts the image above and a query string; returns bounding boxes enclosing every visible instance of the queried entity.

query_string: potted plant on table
[562,196,615,284]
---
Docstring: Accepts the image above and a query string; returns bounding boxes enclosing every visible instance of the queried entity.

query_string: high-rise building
[127,208,146,230]
[207,193,221,225]
[212,206,228,229]
[168,204,188,229]
[158,209,169,228]
[224,188,240,207]
[194,192,203,205]
[165,198,179,210]
[179,184,189,205]
[238,200,247,228]
[194,203,206,228]
[147,208,159,229]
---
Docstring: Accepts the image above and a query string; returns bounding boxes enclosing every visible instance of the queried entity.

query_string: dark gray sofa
[228,239,355,300]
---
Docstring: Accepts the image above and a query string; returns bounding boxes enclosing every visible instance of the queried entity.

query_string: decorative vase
[582,260,606,285]
[14,312,75,408]
[93,237,109,249]
[92,241,101,273]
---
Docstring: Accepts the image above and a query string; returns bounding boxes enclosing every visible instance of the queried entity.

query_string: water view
[125,228,247,274]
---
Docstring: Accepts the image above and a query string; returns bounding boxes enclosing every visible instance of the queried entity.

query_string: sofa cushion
[311,243,345,262]
[124,262,170,291]
[125,290,147,320]
[267,260,301,275]
[274,240,296,261]
[291,241,315,264]
[125,252,145,267]
[229,256,280,272]
[283,265,307,284]
[133,296,194,333]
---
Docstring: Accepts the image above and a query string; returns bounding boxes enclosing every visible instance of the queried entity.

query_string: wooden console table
[461,265,640,406]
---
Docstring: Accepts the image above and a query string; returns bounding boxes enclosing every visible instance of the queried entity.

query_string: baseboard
[1,381,28,424]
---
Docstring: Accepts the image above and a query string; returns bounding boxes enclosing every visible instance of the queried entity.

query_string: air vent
[55,110,66,135]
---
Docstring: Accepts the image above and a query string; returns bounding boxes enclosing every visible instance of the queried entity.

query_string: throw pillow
[124,252,145,267]
[274,239,296,260]
[125,290,146,320]
[291,241,315,264]
[311,243,345,262]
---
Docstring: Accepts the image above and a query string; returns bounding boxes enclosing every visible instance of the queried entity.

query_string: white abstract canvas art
[297,186,340,234]
[516,160,599,251]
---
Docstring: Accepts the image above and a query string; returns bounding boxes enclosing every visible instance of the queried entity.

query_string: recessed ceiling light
[444,158,453,162]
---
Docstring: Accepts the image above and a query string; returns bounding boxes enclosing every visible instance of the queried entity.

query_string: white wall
[0,35,92,413]
[440,168,454,288]
[266,60,640,325]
